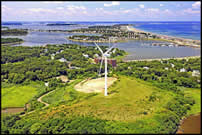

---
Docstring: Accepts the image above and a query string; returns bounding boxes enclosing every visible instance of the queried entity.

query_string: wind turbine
[94,38,116,96]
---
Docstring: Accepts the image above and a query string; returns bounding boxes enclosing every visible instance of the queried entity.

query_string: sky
[1,1,201,21]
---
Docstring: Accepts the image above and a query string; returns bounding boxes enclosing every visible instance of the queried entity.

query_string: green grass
[39,76,175,122]
[42,87,66,104]
[184,88,201,115]
[2,85,37,108]
[42,80,83,104]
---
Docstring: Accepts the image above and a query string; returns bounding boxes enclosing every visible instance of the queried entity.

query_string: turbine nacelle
[103,53,110,57]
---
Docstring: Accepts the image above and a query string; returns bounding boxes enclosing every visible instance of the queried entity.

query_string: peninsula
[67,24,200,48]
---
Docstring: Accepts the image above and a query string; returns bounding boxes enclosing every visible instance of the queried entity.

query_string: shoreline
[126,26,200,48]
[2,41,24,46]
[127,25,200,42]
[176,112,201,134]
[68,38,117,43]
[123,56,200,62]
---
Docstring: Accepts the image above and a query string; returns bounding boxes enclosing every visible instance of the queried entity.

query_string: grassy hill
[184,88,201,115]
[2,85,37,108]
[2,76,200,134]
[35,76,175,122]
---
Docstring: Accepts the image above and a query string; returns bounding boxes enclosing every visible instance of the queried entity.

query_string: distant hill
[46,23,78,26]
[2,22,22,25]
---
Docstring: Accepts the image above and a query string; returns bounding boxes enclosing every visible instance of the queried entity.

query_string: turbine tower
[94,38,116,96]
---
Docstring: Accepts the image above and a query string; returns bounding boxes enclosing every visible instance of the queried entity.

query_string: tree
[30,123,42,134]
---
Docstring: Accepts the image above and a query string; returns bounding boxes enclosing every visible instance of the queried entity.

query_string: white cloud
[146,8,159,12]
[104,1,120,7]
[83,11,87,14]
[123,10,132,13]
[42,1,65,4]
[139,4,144,8]
[67,5,86,11]
[184,8,200,14]
[2,5,11,12]
[192,1,201,9]
[28,8,56,13]
[160,4,164,7]
[56,7,64,10]
[96,8,103,11]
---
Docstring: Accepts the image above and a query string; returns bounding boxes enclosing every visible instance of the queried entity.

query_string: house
[171,63,175,68]
[83,54,89,58]
[51,54,55,60]
[45,82,49,87]
[192,70,200,77]
[94,54,99,58]
[112,48,116,54]
[165,67,169,70]
[143,67,149,70]
[70,66,80,69]
[59,58,67,62]
[180,68,186,72]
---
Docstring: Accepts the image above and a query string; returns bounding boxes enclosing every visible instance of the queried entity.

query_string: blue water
[132,22,201,40]
[2,21,201,60]
[3,21,201,40]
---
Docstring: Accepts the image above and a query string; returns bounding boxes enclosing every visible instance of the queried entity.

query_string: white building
[165,67,169,70]
[192,70,200,77]
[51,54,55,60]
[112,48,116,54]
[83,54,89,58]
[171,63,175,68]
[45,82,49,87]
[94,54,99,58]
[59,58,67,62]
[180,68,186,72]
[143,67,149,70]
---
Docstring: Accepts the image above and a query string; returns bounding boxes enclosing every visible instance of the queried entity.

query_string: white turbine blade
[105,57,108,96]
[108,37,110,48]
[94,42,103,54]
[99,57,104,76]
[105,43,116,54]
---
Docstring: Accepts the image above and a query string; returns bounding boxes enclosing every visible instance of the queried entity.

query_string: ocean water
[132,21,201,40]
[2,21,201,60]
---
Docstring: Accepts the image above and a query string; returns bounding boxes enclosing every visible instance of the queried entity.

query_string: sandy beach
[126,26,146,33]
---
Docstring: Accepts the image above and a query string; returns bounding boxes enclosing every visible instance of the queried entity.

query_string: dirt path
[37,90,55,107]
[20,90,55,117]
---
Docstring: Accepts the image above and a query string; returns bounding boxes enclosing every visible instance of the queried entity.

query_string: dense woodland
[115,58,201,89]
[1,44,125,83]
[1,43,201,134]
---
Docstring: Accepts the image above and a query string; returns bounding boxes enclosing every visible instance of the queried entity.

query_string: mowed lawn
[184,88,201,115]
[2,85,37,108]
[42,76,175,122]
